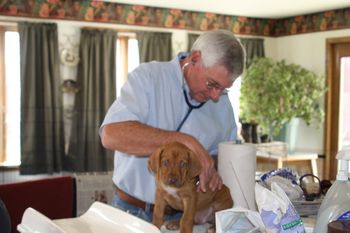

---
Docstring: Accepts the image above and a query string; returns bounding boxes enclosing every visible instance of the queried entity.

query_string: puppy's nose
[168,177,178,185]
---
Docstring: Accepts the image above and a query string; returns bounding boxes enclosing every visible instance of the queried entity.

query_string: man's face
[186,60,233,103]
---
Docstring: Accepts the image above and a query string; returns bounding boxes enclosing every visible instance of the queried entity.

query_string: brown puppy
[148,141,233,233]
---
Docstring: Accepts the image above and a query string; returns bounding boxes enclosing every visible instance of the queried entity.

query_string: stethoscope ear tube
[177,62,205,131]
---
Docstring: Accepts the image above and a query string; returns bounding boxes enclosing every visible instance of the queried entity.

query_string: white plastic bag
[215,206,266,233]
[255,182,305,233]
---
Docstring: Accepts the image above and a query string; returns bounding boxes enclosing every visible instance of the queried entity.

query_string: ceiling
[106,0,350,18]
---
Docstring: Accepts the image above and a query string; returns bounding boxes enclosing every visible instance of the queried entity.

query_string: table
[161,217,315,232]
[256,150,319,177]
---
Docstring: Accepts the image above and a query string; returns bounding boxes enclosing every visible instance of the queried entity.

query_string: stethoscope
[176,62,206,131]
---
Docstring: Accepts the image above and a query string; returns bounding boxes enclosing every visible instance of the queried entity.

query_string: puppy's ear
[188,151,202,178]
[148,147,163,174]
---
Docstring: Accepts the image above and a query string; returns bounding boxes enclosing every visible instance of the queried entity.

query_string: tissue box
[292,198,322,217]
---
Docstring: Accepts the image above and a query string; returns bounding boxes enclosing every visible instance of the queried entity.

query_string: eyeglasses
[206,78,229,95]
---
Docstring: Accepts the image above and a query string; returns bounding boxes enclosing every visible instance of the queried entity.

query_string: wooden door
[325,37,350,180]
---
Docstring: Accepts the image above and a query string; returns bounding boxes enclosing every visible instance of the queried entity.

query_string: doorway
[325,36,350,180]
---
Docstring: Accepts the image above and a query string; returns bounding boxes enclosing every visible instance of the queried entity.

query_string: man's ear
[148,147,163,174]
[188,150,202,178]
[189,50,201,63]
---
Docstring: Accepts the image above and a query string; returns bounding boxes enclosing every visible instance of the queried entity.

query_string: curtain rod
[82,27,137,38]
[0,19,18,28]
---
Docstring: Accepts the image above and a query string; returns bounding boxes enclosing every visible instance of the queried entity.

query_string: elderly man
[100,29,245,222]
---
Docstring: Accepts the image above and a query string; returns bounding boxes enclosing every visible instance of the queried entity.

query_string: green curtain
[187,33,200,51]
[136,31,172,63]
[18,22,64,174]
[66,29,116,172]
[239,38,265,68]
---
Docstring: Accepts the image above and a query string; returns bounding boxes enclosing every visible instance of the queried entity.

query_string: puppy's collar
[195,176,200,186]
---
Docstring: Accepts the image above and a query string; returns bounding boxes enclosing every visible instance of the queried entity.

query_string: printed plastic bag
[215,206,266,233]
[255,182,305,233]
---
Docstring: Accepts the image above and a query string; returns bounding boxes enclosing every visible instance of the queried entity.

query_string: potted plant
[239,57,326,141]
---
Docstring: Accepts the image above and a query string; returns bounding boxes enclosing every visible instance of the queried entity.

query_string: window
[116,33,139,97]
[228,76,241,130]
[0,26,20,166]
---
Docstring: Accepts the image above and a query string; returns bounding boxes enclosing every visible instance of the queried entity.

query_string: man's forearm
[101,121,194,156]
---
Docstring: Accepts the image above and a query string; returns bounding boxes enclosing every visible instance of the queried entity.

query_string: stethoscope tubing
[176,62,206,131]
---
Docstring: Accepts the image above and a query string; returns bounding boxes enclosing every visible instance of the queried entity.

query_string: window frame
[116,35,129,97]
[116,32,138,97]
[0,27,5,163]
[0,25,18,165]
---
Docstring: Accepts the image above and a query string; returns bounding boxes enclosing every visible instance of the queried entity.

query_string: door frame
[325,36,350,180]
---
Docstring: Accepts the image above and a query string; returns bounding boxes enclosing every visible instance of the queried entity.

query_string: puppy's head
[148,142,202,188]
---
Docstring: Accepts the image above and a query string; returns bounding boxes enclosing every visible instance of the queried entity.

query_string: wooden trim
[325,39,333,180]
[119,36,128,83]
[0,20,18,28]
[82,27,138,35]
[325,36,350,180]
[0,28,5,163]
[0,25,16,31]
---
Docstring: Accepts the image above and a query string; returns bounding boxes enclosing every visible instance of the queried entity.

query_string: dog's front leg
[152,188,166,229]
[179,195,197,233]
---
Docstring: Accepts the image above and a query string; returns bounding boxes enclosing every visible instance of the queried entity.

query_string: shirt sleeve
[100,64,153,131]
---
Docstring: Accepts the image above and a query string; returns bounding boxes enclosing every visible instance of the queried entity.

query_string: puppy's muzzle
[164,173,182,187]
[167,176,178,185]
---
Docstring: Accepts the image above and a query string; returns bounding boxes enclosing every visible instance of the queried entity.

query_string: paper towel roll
[218,142,257,211]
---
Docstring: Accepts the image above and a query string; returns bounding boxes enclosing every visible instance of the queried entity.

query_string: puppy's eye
[179,161,188,169]
[161,159,169,167]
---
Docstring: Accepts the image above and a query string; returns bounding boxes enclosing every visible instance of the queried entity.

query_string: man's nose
[209,89,221,102]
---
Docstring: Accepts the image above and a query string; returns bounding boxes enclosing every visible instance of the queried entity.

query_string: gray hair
[191,30,246,81]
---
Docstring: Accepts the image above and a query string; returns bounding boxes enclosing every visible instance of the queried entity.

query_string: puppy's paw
[165,220,180,230]
[206,227,215,233]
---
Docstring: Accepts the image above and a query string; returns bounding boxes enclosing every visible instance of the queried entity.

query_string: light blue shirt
[100,53,237,203]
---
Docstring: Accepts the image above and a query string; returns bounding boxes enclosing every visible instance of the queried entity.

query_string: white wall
[274,29,350,74]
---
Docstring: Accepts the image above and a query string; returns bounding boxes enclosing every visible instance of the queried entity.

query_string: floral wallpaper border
[0,0,350,37]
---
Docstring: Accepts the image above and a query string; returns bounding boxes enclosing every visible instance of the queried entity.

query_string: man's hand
[181,138,223,192]
[197,157,223,192]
